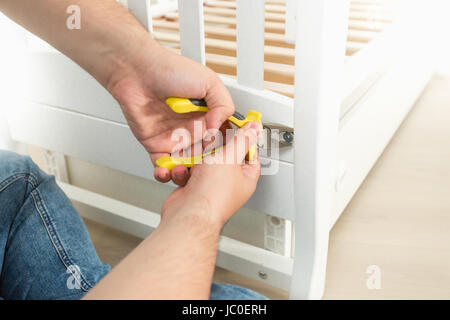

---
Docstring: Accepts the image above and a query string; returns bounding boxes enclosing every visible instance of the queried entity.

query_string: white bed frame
[3,0,436,299]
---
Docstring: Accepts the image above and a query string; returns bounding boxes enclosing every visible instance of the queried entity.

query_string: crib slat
[127,0,153,33]
[205,0,285,13]
[236,0,265,89]
[154,31,295,65]
[177,0,206,64]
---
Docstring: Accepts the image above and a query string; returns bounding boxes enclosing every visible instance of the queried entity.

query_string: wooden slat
[165,12,286,34]
[346,41,365,55]
[348,19,387,32]
[153,19,377,45]
[153,19,294,48]
[206,0,396,15]
[205,52,294,84]
[204,4,392,23]
[349,10,393,22]
[177,0,206,64]
[167,47,294,96]
[154,31,295,65]
[205,0,286,13]
[236,0,265,89]
[205,6,285,22]
[152,0,393,100]
[164,11,386,38]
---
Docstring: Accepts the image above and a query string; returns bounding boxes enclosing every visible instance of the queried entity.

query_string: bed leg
[289,210,330,299]
[289,0,350,300]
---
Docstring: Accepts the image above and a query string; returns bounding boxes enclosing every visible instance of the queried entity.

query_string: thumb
[204,73,235,130]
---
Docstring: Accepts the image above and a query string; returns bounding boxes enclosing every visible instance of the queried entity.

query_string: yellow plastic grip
[166,97,209,113]
[155,147,222,171]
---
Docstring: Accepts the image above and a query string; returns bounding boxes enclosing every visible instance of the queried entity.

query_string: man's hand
[161,121,262,227]
[106,43,235,186]
[0,0,235,186]
[84,122,262,299]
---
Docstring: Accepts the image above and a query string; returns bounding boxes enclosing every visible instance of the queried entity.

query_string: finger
[144,116,207,155]
[224,121,263,163]
[154,166,171,183]
[171,165,190,186]
[243,149,261,180]
[151,153,172,182]
[204,73,235,131]
[241,150,261,194]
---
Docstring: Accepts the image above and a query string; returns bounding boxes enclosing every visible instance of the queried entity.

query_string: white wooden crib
[2,0,437,299]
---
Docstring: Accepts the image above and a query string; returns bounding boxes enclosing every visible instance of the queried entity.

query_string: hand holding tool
[156,97,262,170]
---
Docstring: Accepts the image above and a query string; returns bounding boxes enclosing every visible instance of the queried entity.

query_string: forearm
[83,211,221,300]
[0,0,158,87]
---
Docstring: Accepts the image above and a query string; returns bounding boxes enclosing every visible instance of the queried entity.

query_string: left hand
[106,40,235,186]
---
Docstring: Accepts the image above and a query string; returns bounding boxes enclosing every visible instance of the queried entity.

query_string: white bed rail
[291,0,350,299]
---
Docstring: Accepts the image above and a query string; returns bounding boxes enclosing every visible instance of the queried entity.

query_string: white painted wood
[285,0,296,44]
[341,24,398,116]
[4,0,437,299]
[334,41,434,227]
[25,50,126,124]
[58,181,161,236]
[177,0,206,64]
[7,100,296,221]
[127,0,153,32]
[43,150,70,183]
[220,76,293,128]
[291,0,350,299]
[216,236,293,291]
[59,181,293,291]
[0,13,28,154]
[149,1,178,18]
[236,0,265,89]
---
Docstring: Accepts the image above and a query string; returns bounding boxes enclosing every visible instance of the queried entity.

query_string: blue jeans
[0,150,266,300]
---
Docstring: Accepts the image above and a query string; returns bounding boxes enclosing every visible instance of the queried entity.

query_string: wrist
[161,196,225,236]
[103,29,162,92]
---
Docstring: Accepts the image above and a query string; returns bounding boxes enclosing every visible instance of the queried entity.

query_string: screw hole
[258,271,268,280]
[270,217,281,226]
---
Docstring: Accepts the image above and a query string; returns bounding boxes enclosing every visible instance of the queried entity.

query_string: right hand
[161,121,263,228]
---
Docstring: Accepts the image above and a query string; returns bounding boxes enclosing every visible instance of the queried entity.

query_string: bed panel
[6,100,296,221]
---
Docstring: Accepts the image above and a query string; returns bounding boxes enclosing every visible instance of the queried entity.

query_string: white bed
[2,0,437,298]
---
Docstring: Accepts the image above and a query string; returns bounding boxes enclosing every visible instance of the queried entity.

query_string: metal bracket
[259,123,294,151]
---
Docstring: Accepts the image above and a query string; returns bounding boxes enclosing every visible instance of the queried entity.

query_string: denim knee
[0,150,47,189]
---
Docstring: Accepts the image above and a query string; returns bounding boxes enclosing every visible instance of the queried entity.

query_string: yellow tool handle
[156,97,262,170]
[166,97,262,127]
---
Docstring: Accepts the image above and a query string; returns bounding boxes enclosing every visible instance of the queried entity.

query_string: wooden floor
[83,73,450,299]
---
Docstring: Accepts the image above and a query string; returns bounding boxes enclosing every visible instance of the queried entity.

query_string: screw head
[283,132,293,143]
